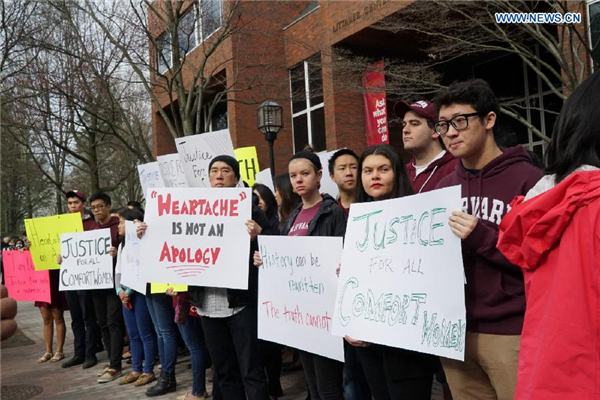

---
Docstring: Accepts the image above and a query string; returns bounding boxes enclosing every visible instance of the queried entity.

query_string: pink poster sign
[3,251,51,302]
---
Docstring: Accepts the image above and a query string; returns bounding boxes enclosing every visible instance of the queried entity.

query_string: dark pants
[260,340,283,396]
[299,351,344,400]
[92,289,125,370]
[343,341,372,400]
[357,344,436,400]
[145,293,178,374]
[202,307,268,400]
[65,290,99,359]
[178,316,206,396]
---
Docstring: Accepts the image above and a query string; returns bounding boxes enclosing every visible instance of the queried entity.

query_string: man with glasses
[88,192,125,383]
[395,100,458,193]
[61,190,101,370]
[434,79,542,400]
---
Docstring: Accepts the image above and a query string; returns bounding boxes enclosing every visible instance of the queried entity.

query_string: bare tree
[331,0,596,143]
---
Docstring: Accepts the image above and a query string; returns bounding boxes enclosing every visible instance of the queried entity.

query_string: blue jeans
[178,316,206,396]
[145,294,178,374]
[122,293,157,374]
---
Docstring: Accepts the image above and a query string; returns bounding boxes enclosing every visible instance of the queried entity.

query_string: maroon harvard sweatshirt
[406,151,458,193]
[436,146,543,335]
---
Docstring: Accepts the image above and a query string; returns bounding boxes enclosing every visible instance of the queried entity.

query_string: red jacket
[406,151,458,193]
[498,171,600,400]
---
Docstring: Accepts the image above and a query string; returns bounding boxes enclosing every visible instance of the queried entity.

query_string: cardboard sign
[120,221,147,294]
[137,162,166,196]
[317,150,341,199]
[25,213,84,270]
[255,169,275,193]
[157,153,189,188]
[332,186,466,360]
[175,129,236,187]
[59,228,114,291]
[258,236,345,361]
[235,146,260,187]
[140,187,252,289]
[2,251,51,302]
[150,283,188,294]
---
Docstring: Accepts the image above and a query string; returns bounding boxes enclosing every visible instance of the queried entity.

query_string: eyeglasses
[91,204,106,210]
[434,113,482,136]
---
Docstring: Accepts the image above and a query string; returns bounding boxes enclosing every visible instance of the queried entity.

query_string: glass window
[289,55,326,152]
[293,114,309,152]
[157,32,171,74]
[201,0,223,40]
[178,9,197,54]
[590,0,600,67]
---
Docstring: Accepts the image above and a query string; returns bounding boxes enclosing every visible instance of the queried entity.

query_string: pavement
[1,302,444,400]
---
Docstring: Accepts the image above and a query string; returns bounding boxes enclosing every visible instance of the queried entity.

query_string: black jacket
[281,193,347,238]
[189,203,277,309]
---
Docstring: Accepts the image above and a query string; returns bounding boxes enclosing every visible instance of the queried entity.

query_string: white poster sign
[255,169,275,193]
[258,236,344,361]
[120,221,146,294]
[157,153,189,188]
[332,186,466,360]
[317,149,341,199]
[137,162,165,195]
[140,187,252,289]
[175,129,236,187]
[59,228,114,291]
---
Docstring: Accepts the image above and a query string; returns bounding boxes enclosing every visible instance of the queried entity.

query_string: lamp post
[257,100,283,178]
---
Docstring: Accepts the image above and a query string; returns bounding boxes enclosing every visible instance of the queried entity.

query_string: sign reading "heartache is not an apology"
[140,188,252,289]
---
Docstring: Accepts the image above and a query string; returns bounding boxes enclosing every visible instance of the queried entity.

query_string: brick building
[151,0,599,178]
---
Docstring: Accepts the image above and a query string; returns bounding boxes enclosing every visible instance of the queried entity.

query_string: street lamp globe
[257,100,283,177]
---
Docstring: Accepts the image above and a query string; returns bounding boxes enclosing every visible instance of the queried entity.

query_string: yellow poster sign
[25,213,84,271]
[235,146,260,187]
[150,283,188,294]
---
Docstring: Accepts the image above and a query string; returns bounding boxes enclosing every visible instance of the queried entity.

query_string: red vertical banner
[362,60,389,146]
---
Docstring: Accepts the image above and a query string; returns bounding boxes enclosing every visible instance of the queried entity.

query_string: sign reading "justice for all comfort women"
[332,186,466,361]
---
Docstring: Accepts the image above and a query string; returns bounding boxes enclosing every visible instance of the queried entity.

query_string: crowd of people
[5,71,600,400]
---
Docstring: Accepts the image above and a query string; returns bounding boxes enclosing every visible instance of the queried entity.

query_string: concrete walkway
[1,302,443,399]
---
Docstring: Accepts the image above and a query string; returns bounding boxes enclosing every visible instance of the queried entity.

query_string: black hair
[328,149,359,175]
[253,183,278,220]
[289,151,322,173]
[89,192,112,206]
[434,79,500,120]
[127,201,144,213]
[355,144,414,203]
[118,208,144,222]
[546,70,600,182]
[274,173,301,228]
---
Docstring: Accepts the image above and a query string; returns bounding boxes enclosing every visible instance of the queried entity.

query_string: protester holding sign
[113,208,158,388]
[187,155,274,400]
[434,80,543,400]
[61,190,102,370]
[278,151,347,400]
[88,192,126,383]
[497,71,600,400]
[346,144,438,400]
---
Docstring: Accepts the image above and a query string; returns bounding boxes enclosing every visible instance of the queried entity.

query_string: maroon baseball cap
[65,190,87,202]
[394,100,437,122]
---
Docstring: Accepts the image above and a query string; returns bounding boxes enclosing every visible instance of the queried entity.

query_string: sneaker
[119,371,142,385]
[82,355,97,369]
[98,368,122,383]
[134,373,156,387]
[97,364,110,377]
[62,356,85,368]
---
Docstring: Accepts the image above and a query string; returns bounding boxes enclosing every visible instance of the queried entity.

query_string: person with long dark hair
[273,173,301,229]
[497,70,600,400]
[347,144,437,400]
